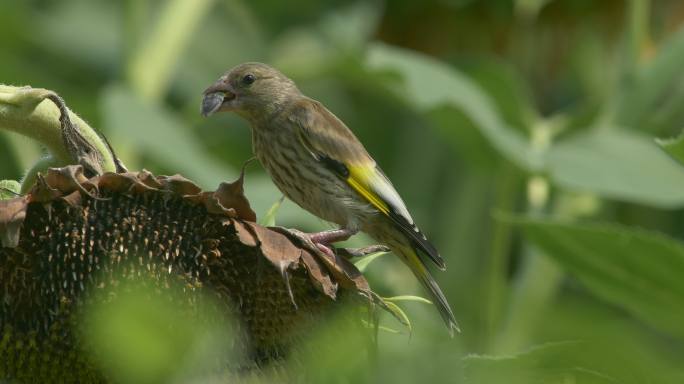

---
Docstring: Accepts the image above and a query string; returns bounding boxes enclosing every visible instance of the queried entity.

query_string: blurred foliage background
[2,0,684,382]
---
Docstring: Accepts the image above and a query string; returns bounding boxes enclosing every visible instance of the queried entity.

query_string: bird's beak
[200,78,237,117]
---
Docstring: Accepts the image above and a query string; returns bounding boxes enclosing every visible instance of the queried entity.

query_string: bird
[201,62,458,334]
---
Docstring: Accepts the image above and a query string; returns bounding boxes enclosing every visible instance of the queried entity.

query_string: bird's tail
[390,241,459,335]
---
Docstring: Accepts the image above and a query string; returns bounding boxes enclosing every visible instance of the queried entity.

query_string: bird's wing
[287,98,444,270]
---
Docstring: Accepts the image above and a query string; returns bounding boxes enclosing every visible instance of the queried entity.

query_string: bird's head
[201,62,300,120]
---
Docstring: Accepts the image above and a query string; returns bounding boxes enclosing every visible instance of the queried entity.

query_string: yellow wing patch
[346,165,390,216]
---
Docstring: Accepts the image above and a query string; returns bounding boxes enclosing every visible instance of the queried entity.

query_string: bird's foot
[315,243,335,258]
[308,228,357,243]
[270,227,359,259]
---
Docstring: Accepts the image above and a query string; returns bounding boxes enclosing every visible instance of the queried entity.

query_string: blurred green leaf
[514,0,554,19]
[427,106,500,169]
[354,251,389,272]
[127,0,216,102]
[378,326,400,334]
[272,2,380,74]
[361,320,401,334]
[82,281,236,384]
[616,24,684,130]
[101,84,235,189]
[259,196,284,227]
[547,130,684,208]
[173,1,265,100]
[33,0,120,67]
[286,311,373,383]
[365,43,537,170]
[464,342,619,384]
[537,290,684,384]
[513,217,684,339]
[318,1,381,52]
[463,60,537,133]
[656,132,684,166]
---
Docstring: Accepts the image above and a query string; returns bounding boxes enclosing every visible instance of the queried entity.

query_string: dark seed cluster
[0,188,339,382]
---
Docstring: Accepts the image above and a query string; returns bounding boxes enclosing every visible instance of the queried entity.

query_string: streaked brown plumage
[201,62,458,334]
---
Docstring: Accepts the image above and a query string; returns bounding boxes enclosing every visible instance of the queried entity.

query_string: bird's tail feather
[393,243,459,335]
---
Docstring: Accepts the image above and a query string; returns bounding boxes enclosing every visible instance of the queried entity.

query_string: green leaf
[259,196,284,227]
[547,130,684,208]
[318,1,381,52]
[0,179,20,199]
[616,24,684,128]
[353,251,389,272]
[514,0,554,19]
[463,59,537,133]
[531,287,684,383]
[383,295,432,305]
[365,43,538,170]
[360,320,401,334]
[82,281,236,384]
[171,2,265,99]
[656,132,684,166]
[288,312,373,383]
[512,217,684,339]
[101,84,235,189]
[33,0,120,68]
[377,325,400,334]
[464,342,619,384]
[272,2,381,75]
[382,300,411,332]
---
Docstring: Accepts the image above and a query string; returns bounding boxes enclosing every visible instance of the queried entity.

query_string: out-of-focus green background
[3,0,684,382]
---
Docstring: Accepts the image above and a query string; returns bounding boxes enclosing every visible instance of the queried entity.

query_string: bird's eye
[242,74,256,85]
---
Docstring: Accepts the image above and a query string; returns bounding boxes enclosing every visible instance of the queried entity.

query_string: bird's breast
[251,129,373,230]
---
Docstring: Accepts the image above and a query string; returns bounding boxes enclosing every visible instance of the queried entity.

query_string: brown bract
[0,165,371,302]
[0,196,28,248]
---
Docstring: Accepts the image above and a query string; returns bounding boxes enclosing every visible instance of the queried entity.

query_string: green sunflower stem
[493,118,561,354]
[0,85,118,192]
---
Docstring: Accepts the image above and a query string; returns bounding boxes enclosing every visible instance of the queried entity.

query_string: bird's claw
[269,226,388,261]
[269,226,335,260]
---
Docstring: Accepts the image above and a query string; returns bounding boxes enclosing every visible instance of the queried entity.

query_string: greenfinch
[202,63,458,334]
